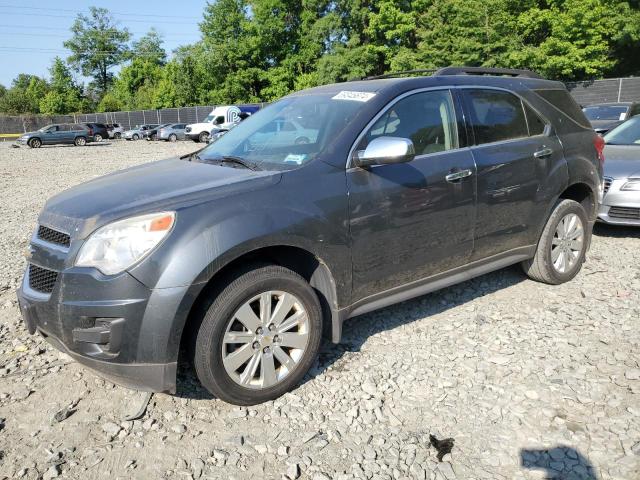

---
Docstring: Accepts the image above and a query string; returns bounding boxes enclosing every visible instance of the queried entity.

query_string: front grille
[37,225,70,248]
[609,206,640,219]
[28,264,58,293]
[603,177,612,195]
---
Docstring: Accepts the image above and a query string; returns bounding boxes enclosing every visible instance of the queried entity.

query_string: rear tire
[169,134,177,142]
[522,199,589,284]
[74,136,87,147]
[132,134,139,141]
[28,138,41,148]
[194,265,322,405]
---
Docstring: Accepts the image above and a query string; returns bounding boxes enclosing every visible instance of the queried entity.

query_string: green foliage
[39,57,83,114]
[64,6,131,94]
[2,1,640,115]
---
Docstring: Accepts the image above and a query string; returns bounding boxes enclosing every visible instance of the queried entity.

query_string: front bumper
[598,178,640,226]
[17,253,188,393]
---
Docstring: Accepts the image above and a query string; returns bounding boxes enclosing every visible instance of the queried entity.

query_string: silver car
[599,116,640,225]
[157,123,187,142]
[123,124,158,141]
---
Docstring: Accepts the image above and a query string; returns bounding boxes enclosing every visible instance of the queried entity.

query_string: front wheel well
[180,246,338,359]
[558,182,596,219]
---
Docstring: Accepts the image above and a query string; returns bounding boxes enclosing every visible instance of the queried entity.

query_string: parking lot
[0,140,638,480]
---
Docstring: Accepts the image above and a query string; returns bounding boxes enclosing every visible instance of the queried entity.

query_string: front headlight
[75,212,175,275]
[621,179,640,191]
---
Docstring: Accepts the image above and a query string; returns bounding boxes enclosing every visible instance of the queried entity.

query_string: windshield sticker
[332,91,376,102]
[284,154,307,165]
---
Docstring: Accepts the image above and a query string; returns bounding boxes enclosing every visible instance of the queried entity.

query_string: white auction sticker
[332,91,376,102]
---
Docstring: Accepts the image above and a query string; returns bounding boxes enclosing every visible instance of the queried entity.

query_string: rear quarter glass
[534,89,592,129]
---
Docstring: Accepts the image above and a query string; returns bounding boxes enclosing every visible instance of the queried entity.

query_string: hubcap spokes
[551,213,584,273]
[222,291,309,389]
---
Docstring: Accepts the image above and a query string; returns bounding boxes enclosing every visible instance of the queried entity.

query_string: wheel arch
[177,244,341,364]
[558,181,597,220]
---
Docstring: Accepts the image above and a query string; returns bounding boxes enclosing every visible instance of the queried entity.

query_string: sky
[0,0,208,87]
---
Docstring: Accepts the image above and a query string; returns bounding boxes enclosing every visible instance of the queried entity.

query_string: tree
[40,57,83,114]
[131,29,167,65]
[64,7,131,95]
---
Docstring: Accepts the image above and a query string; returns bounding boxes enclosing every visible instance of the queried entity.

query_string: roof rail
[434,66,543,79]
[362,69,438,80]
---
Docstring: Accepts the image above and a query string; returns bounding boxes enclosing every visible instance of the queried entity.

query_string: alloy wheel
[551,213,584,273]
[222,291,310,390]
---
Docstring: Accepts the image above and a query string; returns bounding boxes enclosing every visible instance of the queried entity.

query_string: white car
[250,119,318,147]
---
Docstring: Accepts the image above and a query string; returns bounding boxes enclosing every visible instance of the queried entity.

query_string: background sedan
[599,116,640,225]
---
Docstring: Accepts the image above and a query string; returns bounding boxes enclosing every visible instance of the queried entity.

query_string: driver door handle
[534,148,553,158]
[445,169,473,182]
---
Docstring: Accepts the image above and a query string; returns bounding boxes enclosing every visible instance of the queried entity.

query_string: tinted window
[582,105,628,121]
[463,89,528,145]
[535,89,591,128]
[524,103,546,136]
[357,90,459,155]
[629,104,640,117]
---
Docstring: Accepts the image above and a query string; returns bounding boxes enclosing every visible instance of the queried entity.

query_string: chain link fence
[1,77,640,135]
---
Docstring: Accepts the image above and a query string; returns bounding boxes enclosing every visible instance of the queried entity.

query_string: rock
[51,406,75,424]
[362,382,377,395]
[625,369,640,380]
[286,463,300,479]
[42,465,60,480]
[254,444,268,454]
[278,445,289,456]
[524,390,539,400]
[171,424,187,434]
[101,422,121,436]
[487,355,510,365]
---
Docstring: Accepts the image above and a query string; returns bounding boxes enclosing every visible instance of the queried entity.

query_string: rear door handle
[445,169,473,182]
[534,148,553,158]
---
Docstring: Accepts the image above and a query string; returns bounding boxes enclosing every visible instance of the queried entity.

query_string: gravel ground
[0,140,639,480]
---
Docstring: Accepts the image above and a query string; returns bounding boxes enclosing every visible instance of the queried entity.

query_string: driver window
[47,125,59,132]
[357,90,459,155]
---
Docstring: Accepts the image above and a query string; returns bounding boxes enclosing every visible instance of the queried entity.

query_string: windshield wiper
[215,155,261,171]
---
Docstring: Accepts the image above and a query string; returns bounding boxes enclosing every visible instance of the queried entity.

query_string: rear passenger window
[524,103,546,136]
[534,89,591,128]
[463,89,528,145]
[357,90,459,155]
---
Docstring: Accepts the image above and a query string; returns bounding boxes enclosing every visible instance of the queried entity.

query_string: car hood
[603,145,640,179]
[39,158,282,238]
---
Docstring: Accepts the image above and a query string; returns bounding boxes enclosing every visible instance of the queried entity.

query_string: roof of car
[290,72,564,99]
[584,102,633,107]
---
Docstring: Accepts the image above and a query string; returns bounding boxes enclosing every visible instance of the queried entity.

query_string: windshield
[604,116,640,145]
[583,105,628,121]
[197,94,368,170]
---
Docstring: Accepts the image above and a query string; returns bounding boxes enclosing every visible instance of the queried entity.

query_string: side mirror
[354,137,415,168]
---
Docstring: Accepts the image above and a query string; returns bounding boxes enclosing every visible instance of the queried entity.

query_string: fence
[0,104,265,135]
[1,77,640,135]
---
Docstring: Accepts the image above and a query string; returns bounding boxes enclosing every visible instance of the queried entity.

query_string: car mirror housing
[354,137,416,168]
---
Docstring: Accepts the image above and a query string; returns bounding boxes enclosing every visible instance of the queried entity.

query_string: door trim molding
[343,244,535,320]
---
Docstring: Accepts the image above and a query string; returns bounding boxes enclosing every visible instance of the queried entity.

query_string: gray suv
[14,124,94,148]
[17,67,603,405]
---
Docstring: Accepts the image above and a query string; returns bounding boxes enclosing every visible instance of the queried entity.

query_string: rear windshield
[582,105,628,121]
[604,116,640,145]
[534,89,591,129]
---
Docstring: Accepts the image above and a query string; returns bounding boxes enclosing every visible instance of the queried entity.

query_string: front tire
[28,138,41,148]
[522,199,589,284]
[94,134,103,142]
[114,132,121,139]
[198,131,209,143]
[169,134,177,142]
[194,265,323,405]
[132,134,139,141]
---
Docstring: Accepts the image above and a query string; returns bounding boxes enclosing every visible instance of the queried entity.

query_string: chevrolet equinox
[17,67,604,405]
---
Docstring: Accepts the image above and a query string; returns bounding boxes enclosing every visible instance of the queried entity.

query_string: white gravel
[0,140,639,480]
